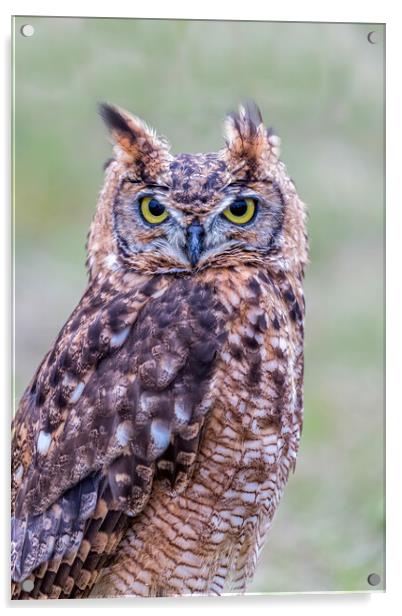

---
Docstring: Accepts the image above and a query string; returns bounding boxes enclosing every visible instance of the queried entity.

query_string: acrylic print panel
[12,16,385,599]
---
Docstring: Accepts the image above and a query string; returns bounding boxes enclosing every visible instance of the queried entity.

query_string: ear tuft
[99,103,137,143]
[223,101,280,173]
[98,102,171,177]
[238,100,263,137]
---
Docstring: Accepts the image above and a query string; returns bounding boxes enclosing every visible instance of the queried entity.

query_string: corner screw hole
[22,579,34,592]
[20,24,35,37]
[367,573,381,586]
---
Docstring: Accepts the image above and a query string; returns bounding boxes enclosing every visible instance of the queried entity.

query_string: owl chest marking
[171,268,294,530]
[93,255,303,598]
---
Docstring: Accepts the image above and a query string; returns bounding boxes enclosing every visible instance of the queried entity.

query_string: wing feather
[11,274,227,597]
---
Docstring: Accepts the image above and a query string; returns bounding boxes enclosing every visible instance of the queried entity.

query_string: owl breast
[92,266,303,597]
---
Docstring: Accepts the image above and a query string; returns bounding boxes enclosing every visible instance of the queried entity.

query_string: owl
[11,101,308,599]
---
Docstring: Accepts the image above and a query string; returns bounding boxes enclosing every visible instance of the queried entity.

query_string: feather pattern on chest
[91,265,305,597]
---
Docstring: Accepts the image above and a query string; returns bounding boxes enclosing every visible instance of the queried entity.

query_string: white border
[0,2,394,21]
[1,2,400,615]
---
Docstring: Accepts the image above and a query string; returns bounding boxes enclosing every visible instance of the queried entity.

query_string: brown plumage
[11,101,308,599]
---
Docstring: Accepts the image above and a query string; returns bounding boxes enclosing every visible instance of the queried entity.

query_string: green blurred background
[13,17,385,594]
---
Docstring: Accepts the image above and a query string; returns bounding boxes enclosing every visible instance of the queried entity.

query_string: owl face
[113,152,284,274]
[88,102,296,277]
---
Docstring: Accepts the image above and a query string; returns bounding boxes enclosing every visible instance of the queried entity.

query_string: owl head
[86,102,307,278]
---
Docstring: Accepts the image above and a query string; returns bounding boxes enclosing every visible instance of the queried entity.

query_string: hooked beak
[186,221,205,267]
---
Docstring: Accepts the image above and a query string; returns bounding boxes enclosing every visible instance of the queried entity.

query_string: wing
[11,274,227,599]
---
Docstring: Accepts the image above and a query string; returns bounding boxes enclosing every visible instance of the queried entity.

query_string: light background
[13,16,385,594]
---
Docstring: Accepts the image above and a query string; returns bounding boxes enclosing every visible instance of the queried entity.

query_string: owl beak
[186,222,205,267]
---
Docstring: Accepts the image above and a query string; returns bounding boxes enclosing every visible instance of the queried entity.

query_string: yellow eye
[223,198,256,225]
[140,196,169,225]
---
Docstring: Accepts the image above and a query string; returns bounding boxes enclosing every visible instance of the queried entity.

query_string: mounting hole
[20,24,35,37]
[367,573,381,586]
[22,579,34,592]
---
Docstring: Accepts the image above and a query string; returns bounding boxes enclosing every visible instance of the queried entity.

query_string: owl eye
[222,198,256,225]
[139,196,169,225]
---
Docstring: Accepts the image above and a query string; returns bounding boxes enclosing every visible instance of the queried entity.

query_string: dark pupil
[230,199,248,217]
[148,199,165,216]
